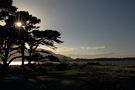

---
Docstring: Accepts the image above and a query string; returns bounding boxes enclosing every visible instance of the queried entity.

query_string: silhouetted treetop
[33,30,61,39]
[0,0,13,7]
[5,11,41,30]
[0,0,17,20]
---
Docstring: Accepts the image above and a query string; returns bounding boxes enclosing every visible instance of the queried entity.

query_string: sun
[15,22,22,27]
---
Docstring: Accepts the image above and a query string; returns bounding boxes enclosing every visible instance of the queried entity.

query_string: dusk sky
[14,0,135,58]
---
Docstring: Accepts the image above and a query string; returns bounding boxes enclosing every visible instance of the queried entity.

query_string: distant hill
[74,57,135,61]
[36,49,73,62]
[5,49,72,62]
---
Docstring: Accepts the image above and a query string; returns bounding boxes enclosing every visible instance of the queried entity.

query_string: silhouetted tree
[31,52,44,62]
[0,0,63,69]
[12,11,41,67]
[0,0,17,21]
[27,30,63,65]
[0,0,17,68]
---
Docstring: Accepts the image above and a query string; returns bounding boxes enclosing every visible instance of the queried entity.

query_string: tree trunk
[28,46,33,66]
[21,41,25,68]
[2,47,10,68]
[3,61,9,69]
[28,53,32,66]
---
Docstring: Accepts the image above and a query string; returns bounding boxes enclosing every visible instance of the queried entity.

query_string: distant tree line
[0,0,63,69]
[75,57,135,61]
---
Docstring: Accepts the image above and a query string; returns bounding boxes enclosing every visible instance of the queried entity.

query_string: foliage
[0,0,63,68]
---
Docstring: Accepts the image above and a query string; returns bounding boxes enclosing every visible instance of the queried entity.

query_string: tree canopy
[0,0,63,68]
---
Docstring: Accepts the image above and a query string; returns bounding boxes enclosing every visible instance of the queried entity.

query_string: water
[7,60,135,65]
[10,61,29,65]
[9,61,58,65]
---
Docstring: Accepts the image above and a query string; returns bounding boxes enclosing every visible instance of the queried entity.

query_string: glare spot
[15,22,22,27]
[25,43,30,49]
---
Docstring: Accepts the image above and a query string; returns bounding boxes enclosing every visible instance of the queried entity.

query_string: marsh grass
[0,63,135,90]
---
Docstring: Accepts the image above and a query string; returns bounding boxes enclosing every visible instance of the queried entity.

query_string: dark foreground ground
[1,63,135,90]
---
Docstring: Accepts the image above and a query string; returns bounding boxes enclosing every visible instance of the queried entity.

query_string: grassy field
[0,63,135,90]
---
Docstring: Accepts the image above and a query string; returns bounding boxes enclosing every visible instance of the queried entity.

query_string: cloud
[39,45,130,58]
[39,45,109,58]
[38,46,77,53]
[81,46,106,50]
[55,46,106,52]
[55,47,77,53]
[53,46,107,55]
[68,52,115,59]
[40,45,106,52]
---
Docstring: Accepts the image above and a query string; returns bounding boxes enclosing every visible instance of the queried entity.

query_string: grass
[0,63,135,90]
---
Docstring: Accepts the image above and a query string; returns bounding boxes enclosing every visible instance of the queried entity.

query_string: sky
[13,0,135,58]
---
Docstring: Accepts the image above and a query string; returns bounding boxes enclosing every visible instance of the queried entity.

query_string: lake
[7,60,135,65]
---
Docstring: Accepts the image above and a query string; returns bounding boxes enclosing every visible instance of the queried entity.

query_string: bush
[55,63,70,71]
